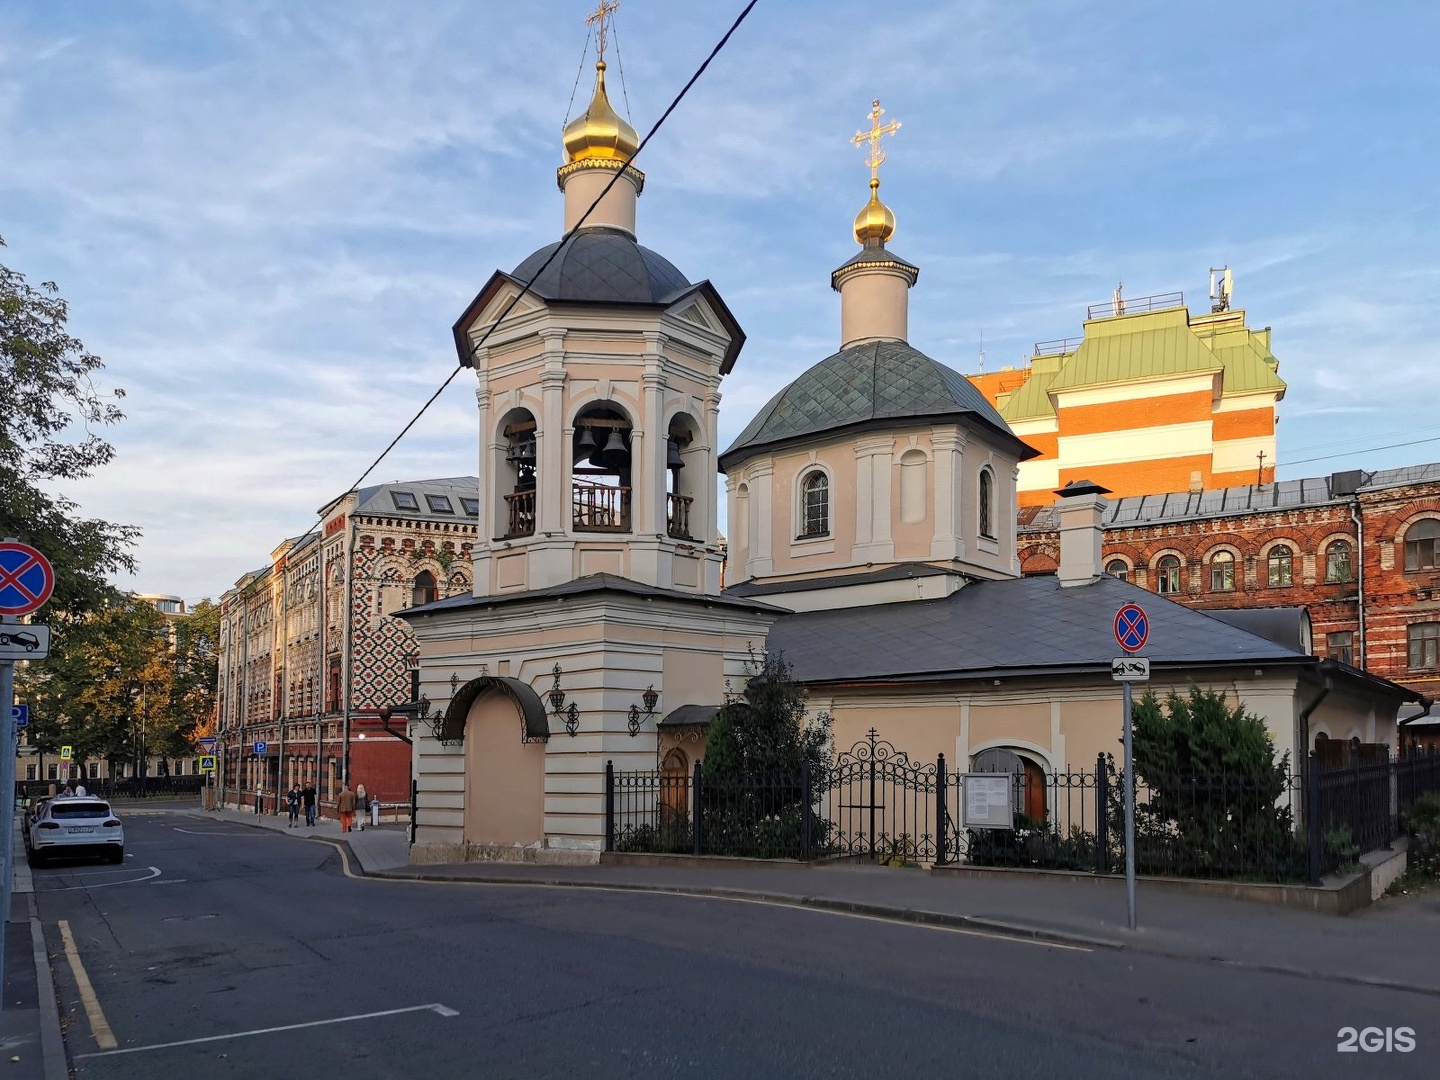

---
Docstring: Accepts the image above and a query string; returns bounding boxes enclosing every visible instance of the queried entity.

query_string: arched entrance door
[463,689,546,847]
[972,747,1048,823]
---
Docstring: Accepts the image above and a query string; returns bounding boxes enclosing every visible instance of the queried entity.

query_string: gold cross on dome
[587,0,621,63]
[852,99,901,180]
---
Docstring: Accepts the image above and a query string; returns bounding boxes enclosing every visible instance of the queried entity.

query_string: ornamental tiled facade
[1016,463,1440,748]
[215,477,477,813]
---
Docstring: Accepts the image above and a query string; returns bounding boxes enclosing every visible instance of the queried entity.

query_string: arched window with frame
[979,468,995,539]
[1324,539,1353,583]
[1105,559,1129,581]
[1267,545,1294,587]
[412,570,437,607]
[1404,519,1440,572]
[1155,555,1181,595]
[1209,550,1236,592]
[799,471,829,538]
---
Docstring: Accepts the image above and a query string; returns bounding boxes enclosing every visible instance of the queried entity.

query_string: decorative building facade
[969,283,1285,507]
[1015,463,1440,749]
[214,478,477,814]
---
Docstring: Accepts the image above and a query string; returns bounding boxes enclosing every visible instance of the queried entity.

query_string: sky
[2,0,1439,604]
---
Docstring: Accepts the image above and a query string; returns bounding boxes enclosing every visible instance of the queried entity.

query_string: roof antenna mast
[1209,265,1233,313]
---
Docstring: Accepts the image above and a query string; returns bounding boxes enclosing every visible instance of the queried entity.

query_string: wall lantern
[627,685,659,737]
[549,663,581,737]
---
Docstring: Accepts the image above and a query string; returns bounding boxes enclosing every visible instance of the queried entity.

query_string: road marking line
[58,920,117,1050]
[49,866,162,891]
[75,1003,459,1059]
[171,827,255,837]
[312,840,1090,951]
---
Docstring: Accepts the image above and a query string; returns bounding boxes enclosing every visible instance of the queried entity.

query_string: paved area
[34,812,1440,1078]
[209,806,1440,997]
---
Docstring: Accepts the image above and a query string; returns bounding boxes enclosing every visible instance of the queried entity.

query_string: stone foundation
[409,841,601,867]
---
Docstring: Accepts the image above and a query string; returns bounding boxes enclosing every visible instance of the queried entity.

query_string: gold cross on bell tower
[587,0,621,63]
[852,99,901,181]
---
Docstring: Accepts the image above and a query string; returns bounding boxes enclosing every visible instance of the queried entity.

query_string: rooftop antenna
[1209,265,1233,313]
[978,329,985,374]
[1112,282,1125,316]
[1256,449,1266,485]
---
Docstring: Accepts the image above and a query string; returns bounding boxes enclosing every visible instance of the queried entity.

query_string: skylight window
[426,494,454,514]
[460,497,480,516]
[391,491,419,512]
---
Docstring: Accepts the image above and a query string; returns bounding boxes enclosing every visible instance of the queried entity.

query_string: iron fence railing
[15,776,208,802]
[605,743,1440,885]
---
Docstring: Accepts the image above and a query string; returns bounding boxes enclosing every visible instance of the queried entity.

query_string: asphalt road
[29,809,1438,1079]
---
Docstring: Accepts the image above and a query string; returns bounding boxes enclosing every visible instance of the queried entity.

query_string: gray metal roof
[1020,460,1440,531]
[725,562,964,597]
[768,573,1312,685]
[1204,607,1311,654]
[398,573,786,619]
[511,227,691,305]
[352,477,479,522]
[720,339,1030,470]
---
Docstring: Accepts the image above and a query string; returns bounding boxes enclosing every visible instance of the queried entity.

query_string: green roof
[721,339,1030,470]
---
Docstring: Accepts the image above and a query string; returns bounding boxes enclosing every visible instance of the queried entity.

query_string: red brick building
[1017,463,1440,751]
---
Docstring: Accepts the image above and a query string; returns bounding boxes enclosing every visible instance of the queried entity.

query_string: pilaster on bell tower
[450,0,746,601]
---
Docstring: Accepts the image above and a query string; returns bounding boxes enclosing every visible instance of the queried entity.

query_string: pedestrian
[286,784,301,828]
[355,783,368,831]
[74,782,87,797]
[337,782,357,833]
[301,782,317,827]
[60,784,73,798]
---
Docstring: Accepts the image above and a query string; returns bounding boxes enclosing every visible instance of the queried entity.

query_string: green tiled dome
[720,339,1026,470]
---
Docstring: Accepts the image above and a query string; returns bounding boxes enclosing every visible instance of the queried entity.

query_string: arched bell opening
[666,413,701,540]
[497,408,538,539]
[572,403,633,533]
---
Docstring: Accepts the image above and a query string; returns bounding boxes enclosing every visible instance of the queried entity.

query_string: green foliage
[0,237,137,618]
[703,648,832,785]
[17,596,218,771]
[1402,793,1440,880]
[1125,686,1304,879]
[1323,827,1361,874]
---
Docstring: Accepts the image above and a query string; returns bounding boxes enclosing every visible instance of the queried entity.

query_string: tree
[1,236,137,616]
[1126,685,1301,877]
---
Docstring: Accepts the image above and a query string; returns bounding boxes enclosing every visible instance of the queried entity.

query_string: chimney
[1054,480,1111,587]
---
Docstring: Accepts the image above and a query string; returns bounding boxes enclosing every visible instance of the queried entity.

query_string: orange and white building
[970,288,1286,507]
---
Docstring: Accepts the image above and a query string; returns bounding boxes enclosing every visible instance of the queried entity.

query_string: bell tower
[451,0,745,598]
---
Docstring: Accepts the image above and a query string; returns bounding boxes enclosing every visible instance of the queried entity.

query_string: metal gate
[825,729,943,863]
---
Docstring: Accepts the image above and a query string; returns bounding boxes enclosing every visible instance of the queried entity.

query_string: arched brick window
[1155,555,1181,595]
[1210,551,1236,592]
[1267,545,1294,587]
[1404,519,1440,572]
[1324,539,1353,583]
[1105,559,1129,581]
[411,570,437,607]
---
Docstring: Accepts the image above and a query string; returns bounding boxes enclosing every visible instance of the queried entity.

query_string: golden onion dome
[562,61,640,164]
[853,177,895,244]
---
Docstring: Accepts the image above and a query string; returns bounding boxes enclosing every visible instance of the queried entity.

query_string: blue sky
[2,1,1438,601]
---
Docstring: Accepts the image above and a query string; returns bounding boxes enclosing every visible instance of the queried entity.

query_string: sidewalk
[211,807,1440,996]
[4,828,68,1080]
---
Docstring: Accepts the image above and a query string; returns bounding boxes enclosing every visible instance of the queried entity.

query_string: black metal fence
[606,739,1440,885]
[15,776,207,803]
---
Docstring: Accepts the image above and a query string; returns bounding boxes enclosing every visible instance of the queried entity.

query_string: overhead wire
[278,0,764,556]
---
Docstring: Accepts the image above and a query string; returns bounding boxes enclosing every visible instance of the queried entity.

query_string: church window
[1324,539,1353,582]
[1105,559,1129,581]
[1267,545,1294,587]
[391,491,419,512]
[572,405,632,533]
[426,494,454,514]
[1209,551,1235,592]
[800,472,829,538]
[1404,519,1440,572]
[979,469,995,539]
[1155,555,1181,595]
[500,411,539,537]
[1408,622,1440,671]
[412,571,437,607]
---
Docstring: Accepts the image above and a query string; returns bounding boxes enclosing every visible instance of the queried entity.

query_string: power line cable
[280,0,763,556]
[1279,433,1440,469]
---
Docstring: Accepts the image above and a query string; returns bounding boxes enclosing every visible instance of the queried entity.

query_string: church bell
[666,437,685,471]
[574,426,598,463]
[594,429,629,471]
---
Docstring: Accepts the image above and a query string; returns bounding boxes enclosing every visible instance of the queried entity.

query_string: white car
[25,798,124,866]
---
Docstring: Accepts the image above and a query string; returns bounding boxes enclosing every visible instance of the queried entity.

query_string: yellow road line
[58,920,118,1050]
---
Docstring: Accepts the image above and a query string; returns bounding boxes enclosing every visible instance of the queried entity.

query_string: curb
[26,895,67,1080]
[368,868,1127,952]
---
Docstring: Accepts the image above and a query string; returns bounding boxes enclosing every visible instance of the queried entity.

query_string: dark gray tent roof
[511,227,690,305]
[396,573,785,619]
[721,339,1032,470]
[767,574,1312,685]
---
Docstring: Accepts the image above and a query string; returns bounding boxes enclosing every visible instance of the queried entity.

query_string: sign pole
[1122,677,1137,931]
[0,621,19,1013]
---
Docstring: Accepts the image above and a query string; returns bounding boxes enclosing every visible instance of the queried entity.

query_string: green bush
[1403,793,1440,879]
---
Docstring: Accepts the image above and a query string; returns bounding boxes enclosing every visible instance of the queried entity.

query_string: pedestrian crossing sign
[199,755,217,773]
[60,745,73,761]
